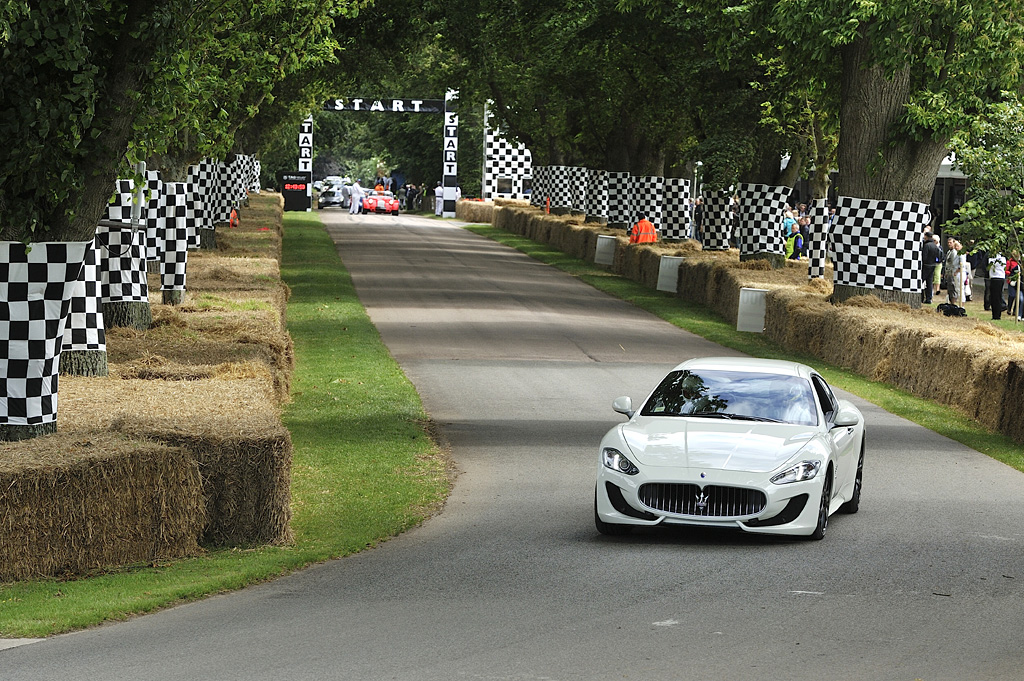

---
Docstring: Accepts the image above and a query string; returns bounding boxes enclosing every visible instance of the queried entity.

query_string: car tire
[839,440,864,514]
[595,489,631,536]
[808,467,833,541]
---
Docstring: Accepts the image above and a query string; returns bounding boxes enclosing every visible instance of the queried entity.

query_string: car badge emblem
[695,491,708,509]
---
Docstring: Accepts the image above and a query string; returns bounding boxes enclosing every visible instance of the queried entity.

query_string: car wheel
[808,467,833,540]
[840,440,864,514]
[595,489,631,536]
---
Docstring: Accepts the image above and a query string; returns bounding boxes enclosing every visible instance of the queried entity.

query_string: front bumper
[595,465,824,537]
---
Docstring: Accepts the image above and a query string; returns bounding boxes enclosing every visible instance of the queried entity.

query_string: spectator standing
[921,231,942,304]
[988,252,1007,320]
[945,237,963,305]
[932,234,943,299]
[629,214,658,244]
[434,181,444,216]
[1006,253,1021,319]
[348,180,364,215]
[692,198,703,244]
[785,222,804,259]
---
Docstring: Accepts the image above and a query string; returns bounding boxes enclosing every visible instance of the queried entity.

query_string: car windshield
[640,369,818,426]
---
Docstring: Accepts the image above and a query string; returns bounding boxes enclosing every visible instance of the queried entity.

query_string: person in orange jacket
[630,214,657,244]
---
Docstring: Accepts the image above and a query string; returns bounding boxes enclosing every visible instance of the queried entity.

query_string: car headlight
[602,447,640,475]
[770,460,821,484]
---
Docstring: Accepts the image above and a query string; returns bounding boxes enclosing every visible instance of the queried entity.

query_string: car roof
[671,356,814,379]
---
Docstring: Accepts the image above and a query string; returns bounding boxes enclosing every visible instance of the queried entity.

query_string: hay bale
[0,432,203,581]
[456,200,494,223]
[59,374,293,547]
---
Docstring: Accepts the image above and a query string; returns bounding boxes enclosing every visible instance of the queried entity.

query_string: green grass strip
[0,212,448,638]
[463,223,1024,473]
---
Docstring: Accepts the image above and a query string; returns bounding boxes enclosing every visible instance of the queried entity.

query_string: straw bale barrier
[0,433,203,582]
[0,193,295,582]
[486,203,1024,443]
[455,199,494,224]
[58,371,293,547]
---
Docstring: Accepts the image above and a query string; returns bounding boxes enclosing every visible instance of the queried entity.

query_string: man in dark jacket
[922,231,942,304]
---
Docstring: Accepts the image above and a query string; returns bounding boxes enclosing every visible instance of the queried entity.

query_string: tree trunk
[740,252,786,269]
[162,289,186,306]
[833,283,920,306]
[838,30,948,203]
[59,350,109,377]
[833,28,946,308]
[199,228,217,250]
[103,301,152,330]
[0,424,56,442]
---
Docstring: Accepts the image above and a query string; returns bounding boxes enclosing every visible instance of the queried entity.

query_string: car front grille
[638,483,767,518]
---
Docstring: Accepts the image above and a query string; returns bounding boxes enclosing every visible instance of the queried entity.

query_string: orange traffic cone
[229,208,239,228]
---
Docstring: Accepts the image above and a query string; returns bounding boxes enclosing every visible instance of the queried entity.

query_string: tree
[0,0,363,244]
[946,95,1024,259]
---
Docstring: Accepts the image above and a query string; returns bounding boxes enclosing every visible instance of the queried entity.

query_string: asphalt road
[4,210,1024,680]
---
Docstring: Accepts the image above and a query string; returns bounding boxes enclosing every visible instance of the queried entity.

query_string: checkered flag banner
[250,159,262,193]
[143,170,165,262]
[545,166,573,210]
[530,166,547,207]
[484,125,533,199]
[161,182,191,290]
[568,166,588,212]
[607,172,632,225]
[662,178,691,239]
[832,196,931,292]
[632,176,664,229]
[230,155,250,205]
[701,190,734,251]
[188,161,217,230]
[1,241,89,426]
[206,161,234,224]
[735,184,790,256]
[807,199,829,279]
[107,179,139,224]
[95,221,148,304]
[61,238,106,354]
[586,169,609,221]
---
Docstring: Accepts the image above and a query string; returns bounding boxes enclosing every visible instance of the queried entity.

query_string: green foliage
[946,95,1024,258]
[0,0,367,242]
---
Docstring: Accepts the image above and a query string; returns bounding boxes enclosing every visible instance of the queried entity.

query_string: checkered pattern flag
[831,197,930,292]
[188,161,217,230]
[251,159,262,193]
[632,176,664,229]
[161,182,191,289]
[607,172,632,226]
[735,184,790,256]
[701,190,734,251]
[586,169,610,221]
[484,128,533,199]
[545,166,573,210]
[568,166,588,212]
[206,161,234,224]
[95,222,149,304]
[107,179,139,223]
[662,178,691,239]
[530,166,547,207]
[1,241,89,426]
[230,155,250,206]
[807,199,829,279]
[143,170,165,262]
[61,239,106,354]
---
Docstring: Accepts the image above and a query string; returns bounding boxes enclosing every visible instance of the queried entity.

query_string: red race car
[362,190,400,215]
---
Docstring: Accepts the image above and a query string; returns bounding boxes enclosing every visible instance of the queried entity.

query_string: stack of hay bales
[484,202,1024,445]
[0,193,294,581]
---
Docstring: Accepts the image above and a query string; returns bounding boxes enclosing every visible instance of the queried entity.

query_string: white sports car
[595,357,864,540]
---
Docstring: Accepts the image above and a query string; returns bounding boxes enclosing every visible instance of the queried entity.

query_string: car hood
[620,418,816,472]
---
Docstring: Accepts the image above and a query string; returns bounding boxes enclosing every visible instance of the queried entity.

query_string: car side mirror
[833,405,860,427]
[612,396,634,419]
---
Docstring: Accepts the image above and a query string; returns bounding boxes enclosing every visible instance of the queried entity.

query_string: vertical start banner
[442,90,458,218]
[296,116,313,211]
